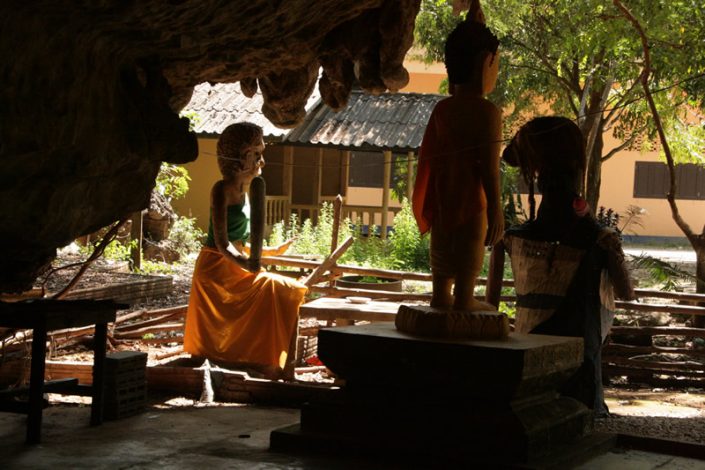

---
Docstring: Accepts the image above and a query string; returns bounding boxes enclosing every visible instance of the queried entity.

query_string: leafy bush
[156,163,191,202]
[169,216,205,258]
[268,199,429,272]
[387,198,430,272]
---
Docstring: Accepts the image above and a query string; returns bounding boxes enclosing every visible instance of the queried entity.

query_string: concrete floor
[2,398,704,469]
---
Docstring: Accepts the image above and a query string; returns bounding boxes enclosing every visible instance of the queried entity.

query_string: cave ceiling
[0,0,421,292]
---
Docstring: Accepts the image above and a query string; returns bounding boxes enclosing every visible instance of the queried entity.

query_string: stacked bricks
[103,351,147,420]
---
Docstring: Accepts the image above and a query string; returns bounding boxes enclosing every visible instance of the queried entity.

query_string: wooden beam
[130,211,143,270]
[381,150,392,239]
[407,150,414,201]
[315,148,323,221]
[302,236,354,287]
[283,146,294,216]
[342,150,350,198]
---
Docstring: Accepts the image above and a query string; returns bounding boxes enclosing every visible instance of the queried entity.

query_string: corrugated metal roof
[283,91,444,152]
[182,82,321,139]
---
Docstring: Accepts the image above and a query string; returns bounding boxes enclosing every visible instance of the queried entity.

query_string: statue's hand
[232,253,251,270]
[485,208,504,247]
[270,237,296,257]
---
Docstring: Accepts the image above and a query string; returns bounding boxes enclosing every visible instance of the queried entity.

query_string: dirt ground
[15,249,705,448]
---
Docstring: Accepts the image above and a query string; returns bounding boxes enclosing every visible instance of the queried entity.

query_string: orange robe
[184,247,307,368]
[412,98,487,235]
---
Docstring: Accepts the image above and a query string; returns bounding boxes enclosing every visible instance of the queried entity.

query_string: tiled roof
[182,82,321,139]
[183,83,445,151]
[283,91,444,152]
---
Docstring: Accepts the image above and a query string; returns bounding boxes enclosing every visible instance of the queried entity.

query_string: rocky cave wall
[0,0,421,292]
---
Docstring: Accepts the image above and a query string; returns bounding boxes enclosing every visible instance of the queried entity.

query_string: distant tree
[614,0,705,326]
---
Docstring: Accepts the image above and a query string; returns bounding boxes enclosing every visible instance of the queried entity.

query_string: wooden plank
[381,150,391,239]
[615,300,705,316]
[610,326,705,338]
[299,297,402,322]
[633,289,705,303]
[604,343,705,357]
[604,367,705,386]
[113,322,184,339]
[63,275,173,304]
[115,309,186,332]
[603,356,705,373]
[302,236,354,287]
[216,370,336,406]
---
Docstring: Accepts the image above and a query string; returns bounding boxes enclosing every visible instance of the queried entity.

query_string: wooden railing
[342,205,401,230]
[263,255,705,387]
[265,197,402,232]
[265,196,289,227]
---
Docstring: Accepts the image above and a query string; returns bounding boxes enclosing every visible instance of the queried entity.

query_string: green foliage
[415,0,705,206]
[414,1,464,64]
[268,199,431,272]
[500,162,525,225]
[358,276,389,283]
[179,110,201,132]
[663,116,705,165]
[629,254,695,291]
[344,223,400,270]
[101,239,135,262]
[387,199,431,272]
[155,163,191,202]
[498,301,516,319]
[169,216,205,258]
[390,154,415,203]
[137,260,177,276]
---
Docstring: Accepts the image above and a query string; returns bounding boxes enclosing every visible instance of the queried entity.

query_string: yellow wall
[517,131,704,238]
[401,57,446,94]
[172,137,220,231]
[599,136,702,238]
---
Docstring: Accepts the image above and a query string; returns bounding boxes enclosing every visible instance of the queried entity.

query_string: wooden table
[300,297,427,323]
[0,299,124,443]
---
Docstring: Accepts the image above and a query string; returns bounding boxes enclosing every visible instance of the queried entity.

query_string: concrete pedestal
[271,323,601,466]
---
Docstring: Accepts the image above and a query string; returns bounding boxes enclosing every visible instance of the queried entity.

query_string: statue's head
[217,122,265,178]
[444,20,499,94]
[503,116,586,195]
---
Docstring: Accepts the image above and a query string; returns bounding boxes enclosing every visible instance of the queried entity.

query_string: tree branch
[601,133,639,163]
[507,34,580,97]
[51,219,130,300]
[605,79,641,123]
[613,0,697,244]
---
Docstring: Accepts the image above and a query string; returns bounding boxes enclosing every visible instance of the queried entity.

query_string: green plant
[84,239,137,261]
[498,301,516,319]
[179,110,201,132]
[169,216,205,258]
[156,163,191,202]
[358,276,388,283]
[629,254,695,291]
[137,260,177,276]
[388,198,430,272]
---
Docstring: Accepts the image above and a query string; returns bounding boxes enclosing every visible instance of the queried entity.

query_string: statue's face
[240,138,265,179]
[482,50,500,96]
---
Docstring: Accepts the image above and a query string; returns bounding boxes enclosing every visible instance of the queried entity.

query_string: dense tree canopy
[415,0,705,209]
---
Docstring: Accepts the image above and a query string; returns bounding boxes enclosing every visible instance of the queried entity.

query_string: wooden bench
[0,299,124,443]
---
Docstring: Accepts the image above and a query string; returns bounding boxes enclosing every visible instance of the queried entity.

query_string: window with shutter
[634,162,705,200]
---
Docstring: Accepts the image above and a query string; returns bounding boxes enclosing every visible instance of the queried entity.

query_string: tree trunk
[578,85,607,204]
[585,121,605,210]
[693,247,705,328]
